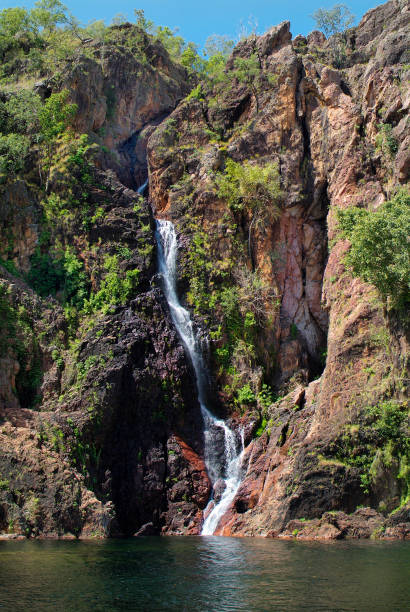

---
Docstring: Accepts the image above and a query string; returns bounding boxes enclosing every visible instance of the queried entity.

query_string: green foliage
[133,9,154,33]
[30,0,69,34]
[0,7,33,39]
[0,285,42,407]
[337,190,410,311]
[257,384,274,410]
[255,417,268,437]
[0,257,19,276]
[155,26,185,59]
[233,53,260,86]
[180,43,204,72]
[0,7,37,66]
[38,90,77,142]
[232,53,263,110]
[84,254,139,314]
[0,284,16,356]
[311,4,355,37]
[27,246,88,308]
[219,286,241,335]
[368,401,408,447]
[311,4,354,67]
[185,230,215,313]
[0,90,41,175]
[77,354,101,382]
[1,90,41,134]
[204,34,234,59]
[237,383,256,405]
[216,158,282,214]
[204,52,229,87]
[290,323,298,339]
[329,400,409,498]
[67,133,93,183]
[186,84,204,102]
[51,348,64,369]
[0,2,79,78]
[0,133,30,173]
[375,123,398,160]
[0,479,9,491]
[62,247,88,308]
[27,249,64,297]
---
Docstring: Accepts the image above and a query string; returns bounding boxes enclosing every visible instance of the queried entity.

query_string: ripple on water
[0,537,409,612]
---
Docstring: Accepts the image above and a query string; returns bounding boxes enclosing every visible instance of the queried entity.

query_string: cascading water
[137,179,149,196]
[155,219,244,536]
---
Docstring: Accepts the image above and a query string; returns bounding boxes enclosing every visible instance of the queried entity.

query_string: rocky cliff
[0,0,408,540]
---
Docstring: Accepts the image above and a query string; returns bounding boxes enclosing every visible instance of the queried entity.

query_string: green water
[0,537,409,611]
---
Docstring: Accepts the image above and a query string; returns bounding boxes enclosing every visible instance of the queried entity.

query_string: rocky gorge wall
[0,0,408,540]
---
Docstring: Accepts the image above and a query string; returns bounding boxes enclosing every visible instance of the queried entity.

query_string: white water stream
[155,219,244,535]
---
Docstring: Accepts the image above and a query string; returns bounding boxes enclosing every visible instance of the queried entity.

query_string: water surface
[0,537,409,611]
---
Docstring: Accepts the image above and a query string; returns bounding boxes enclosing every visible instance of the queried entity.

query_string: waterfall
[137,179,149,196]
[155,219,244,536]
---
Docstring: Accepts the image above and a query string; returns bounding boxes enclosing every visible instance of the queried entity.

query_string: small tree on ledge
[312,3,355,67]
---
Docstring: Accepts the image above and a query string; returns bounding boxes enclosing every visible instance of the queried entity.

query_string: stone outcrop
[61,24,191,188]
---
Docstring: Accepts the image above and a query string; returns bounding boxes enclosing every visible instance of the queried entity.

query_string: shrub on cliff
[216,159,282,261]
[0,133,30,173]
[216,159,282,213]
[311,4,355,67]
[337,189,410,313]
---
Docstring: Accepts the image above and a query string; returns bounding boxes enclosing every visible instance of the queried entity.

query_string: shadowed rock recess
[0,1,408,540]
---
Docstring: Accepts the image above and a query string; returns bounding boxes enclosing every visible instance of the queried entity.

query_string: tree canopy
[337,189,410,313]
[312,4,355,37]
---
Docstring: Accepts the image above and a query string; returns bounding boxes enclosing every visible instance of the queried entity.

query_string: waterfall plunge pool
[0,537,408,611]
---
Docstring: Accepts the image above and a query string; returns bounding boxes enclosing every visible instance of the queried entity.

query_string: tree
[204,34,234,59]
[30,0,69,34]
[111,13,128,26]
[0,133,30,174]
[4,90,42,134]
[134,9,154,34]
[237,15,259,41]
[38,90,77,189]
[155,25,185,59]
[83,20,109,43]
[312,4,355,67]
[233,53,262,112]
[0,7,36,61]
[0,7,33,37]
[337,189,410,313]
[181,42,205,72]
[38,90,77,142]
[312,4,355,37]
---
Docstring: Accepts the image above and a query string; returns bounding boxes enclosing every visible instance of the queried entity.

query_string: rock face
[0,1,409,539]
[0,28,207,538]
[62,24,191,188]
[147,0,409,536]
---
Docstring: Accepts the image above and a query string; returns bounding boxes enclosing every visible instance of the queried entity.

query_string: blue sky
[1,1,382,48]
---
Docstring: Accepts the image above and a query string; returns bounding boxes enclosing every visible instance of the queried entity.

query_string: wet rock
[213,479,227,504]
[134,522,157,537]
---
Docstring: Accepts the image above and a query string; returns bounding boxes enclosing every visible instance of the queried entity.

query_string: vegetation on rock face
[215,159,282,264]
[327,400,409,506]
[0,284,42,408]
[338,189,410,314]
[216,159,282,214]
[312,4,355,37]
[178,191,279,411]
[312,4,355,66]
